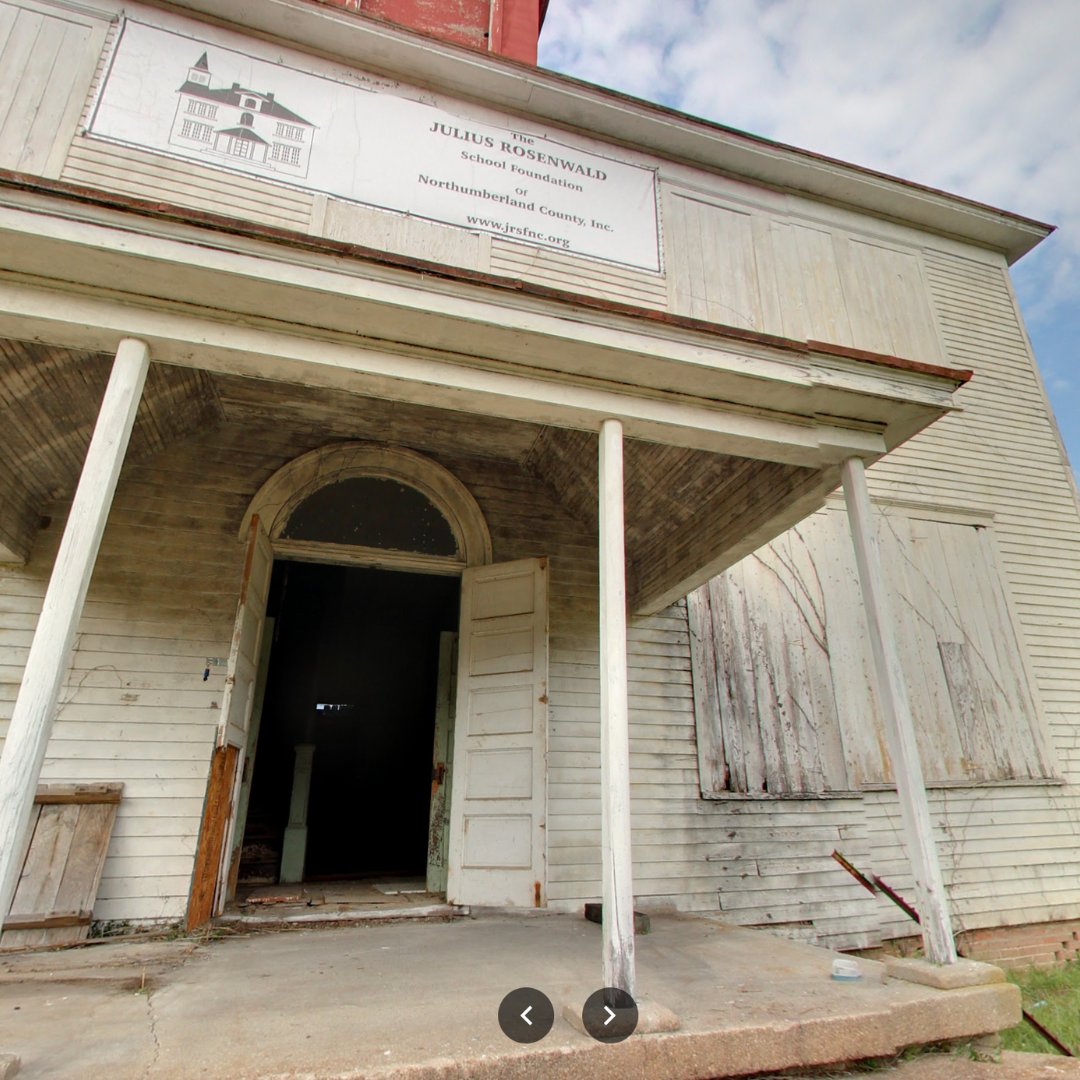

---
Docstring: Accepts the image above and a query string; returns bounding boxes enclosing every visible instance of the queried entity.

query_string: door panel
[217,517,273,750]
[426,631,458,894]
[209,516,272,915]
[447,558,548,907]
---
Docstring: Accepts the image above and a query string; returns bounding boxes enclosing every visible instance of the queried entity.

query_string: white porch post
[841,456,957,964]
[0,338,150,931]
[598,418,636,996]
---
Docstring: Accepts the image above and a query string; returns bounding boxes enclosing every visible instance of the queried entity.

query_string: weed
[1001,960,1080,1056]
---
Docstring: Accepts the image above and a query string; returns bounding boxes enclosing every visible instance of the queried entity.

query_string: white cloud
[539,0,1080,327]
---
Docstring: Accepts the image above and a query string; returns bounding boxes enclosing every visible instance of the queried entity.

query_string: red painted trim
[0,169,972,386]
[490,0,539,63]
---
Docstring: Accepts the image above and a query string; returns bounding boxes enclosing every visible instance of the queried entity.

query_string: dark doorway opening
[238,562,460,886]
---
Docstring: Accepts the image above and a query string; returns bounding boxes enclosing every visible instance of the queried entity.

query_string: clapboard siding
[322,198,487,272]
[62,137,315,231]
[490,240,667,308]
[680,244,1080,945]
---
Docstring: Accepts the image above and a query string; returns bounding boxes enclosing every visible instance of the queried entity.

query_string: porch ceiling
[1,356,828,614]
[0,340,220,563]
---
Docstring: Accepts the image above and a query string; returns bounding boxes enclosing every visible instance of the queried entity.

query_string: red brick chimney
[314,0,546,64]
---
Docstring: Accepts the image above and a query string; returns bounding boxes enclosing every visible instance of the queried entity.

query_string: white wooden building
[0,0,1078,978]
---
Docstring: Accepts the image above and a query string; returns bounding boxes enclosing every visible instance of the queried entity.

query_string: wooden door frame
[188,443,494,927]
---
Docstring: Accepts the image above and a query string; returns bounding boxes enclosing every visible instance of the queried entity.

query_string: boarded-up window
[688,507,1053,796]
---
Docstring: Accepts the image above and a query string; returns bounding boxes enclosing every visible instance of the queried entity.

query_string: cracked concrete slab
[0,914,1021,1079]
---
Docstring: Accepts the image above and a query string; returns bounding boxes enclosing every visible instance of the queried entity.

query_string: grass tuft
[1001,959,1080,1056]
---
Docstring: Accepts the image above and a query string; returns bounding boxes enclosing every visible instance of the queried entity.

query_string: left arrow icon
[498,988,554,1043]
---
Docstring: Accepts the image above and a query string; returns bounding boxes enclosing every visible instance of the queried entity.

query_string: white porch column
[598,418,636,996]
[841,456,957,964]
[0,338,150,931]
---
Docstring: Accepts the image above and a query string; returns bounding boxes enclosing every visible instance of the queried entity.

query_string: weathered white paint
[447,557,548,908]
[841,455,956,964]
[688,505,1052,795]
[598,418,635,996]
[0,336,149,932]
[0,0,109,180]
[426,631,457,894]
[0,257,901,470]
[228,614,276,889]
[217,518,273,751]
[0,0,1074,954]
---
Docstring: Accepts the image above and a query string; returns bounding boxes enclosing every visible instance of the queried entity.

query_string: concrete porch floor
[0,912,1020,1079]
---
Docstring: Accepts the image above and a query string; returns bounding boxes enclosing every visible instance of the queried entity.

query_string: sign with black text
[89,20,661,271]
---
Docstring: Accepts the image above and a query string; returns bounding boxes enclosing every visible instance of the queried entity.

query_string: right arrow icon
[582,987,638,1043]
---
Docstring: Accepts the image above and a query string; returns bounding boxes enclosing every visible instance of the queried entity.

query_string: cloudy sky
[539,0,1080,469]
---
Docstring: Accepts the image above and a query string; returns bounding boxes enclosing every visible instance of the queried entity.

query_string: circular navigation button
[498,986,555,1043]
[581,986,638,1043]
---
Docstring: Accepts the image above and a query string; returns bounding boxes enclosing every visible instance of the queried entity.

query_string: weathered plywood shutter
[689,508,1053,794]
[217,516,273,750]
[688,526,851,796]
[447,558,547,907]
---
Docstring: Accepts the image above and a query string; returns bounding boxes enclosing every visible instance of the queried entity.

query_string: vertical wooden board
[767,220,808,341]
[187,744,239,929]
[21,20,98,178]
[709,572,753,791]
[878,512,966,779]
[813,510,886,785]
[0,2,18,46]
[667,195,763,329]
[974,529,1053,776]
[447,558,548,908]
[745,548,797,793]
[40,801,118,944]
[838,238,943,361]
[7,803,77,917]
[0,8,99,177]
[686,588,726,794]
[218,518,272,750]
[933,523,1022,777]
[772,528,846,792]
[794,223,854,346]
[0,14,66,161]
[751,214,785,335]
[0,8,40,137]
[669,196,708,320]
[771,534,826,792]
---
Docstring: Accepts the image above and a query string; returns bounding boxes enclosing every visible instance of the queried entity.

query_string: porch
[0,912,1018,1079]
[0,178,972,984]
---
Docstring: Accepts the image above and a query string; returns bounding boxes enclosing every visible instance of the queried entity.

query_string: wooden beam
[34,784,123,805]
[598,418,636,997]
[0,277,891,468]
[2,910,92,931]
[840,456,957,965]
[0,338,150,934]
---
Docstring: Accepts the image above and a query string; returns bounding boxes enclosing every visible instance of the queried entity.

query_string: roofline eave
[163,0,1053,264]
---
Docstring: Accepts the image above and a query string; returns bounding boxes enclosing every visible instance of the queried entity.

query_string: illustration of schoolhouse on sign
[170,53,315,178]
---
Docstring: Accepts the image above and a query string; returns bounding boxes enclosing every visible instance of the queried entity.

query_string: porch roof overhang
[0,177,969,612]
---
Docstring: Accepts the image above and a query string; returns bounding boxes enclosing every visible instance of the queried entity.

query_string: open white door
[213,515,273,912]
[218,516,274,750]
[447,557,548,907]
